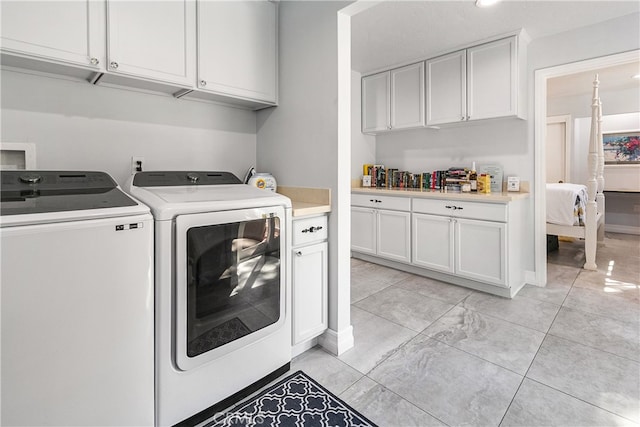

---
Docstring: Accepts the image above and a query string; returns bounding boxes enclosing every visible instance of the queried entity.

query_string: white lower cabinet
[413,213,506,286]
[351,194,411,263]
[377,209,411,263]
[455,218,506,286]
[292,215,328,346]
[412,213,454,273]
[353,192,526,297]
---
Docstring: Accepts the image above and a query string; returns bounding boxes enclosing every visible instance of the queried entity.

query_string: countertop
[352,185,530,203]
[278,186,331,217]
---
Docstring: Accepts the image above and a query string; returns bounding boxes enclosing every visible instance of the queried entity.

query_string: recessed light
[476,0,501,7]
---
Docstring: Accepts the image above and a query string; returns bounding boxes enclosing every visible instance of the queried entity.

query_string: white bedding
[546,183,588,226]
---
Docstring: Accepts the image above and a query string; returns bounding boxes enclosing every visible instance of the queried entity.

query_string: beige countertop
[352,184,530,203]
[278,186,331,217]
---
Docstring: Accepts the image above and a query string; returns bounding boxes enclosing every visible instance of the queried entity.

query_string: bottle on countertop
[469,162,478,193]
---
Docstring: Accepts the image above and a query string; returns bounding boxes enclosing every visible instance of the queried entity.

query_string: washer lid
[0,171,148,224]
[127,172,291,220]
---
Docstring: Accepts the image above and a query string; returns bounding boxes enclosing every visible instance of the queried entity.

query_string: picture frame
[602,130,640,164]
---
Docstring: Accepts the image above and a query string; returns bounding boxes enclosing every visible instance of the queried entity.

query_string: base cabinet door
[412,213,454,273]
[292,242,328,345]
[377,209,411,263]
[454,218,507,286]
[351,207,377,254]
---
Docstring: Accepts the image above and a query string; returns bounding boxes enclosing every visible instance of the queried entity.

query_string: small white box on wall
[507,176,520,192]
[0,142,37,169]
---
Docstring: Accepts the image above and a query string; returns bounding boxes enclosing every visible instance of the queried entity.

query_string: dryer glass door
[174,206,286,371]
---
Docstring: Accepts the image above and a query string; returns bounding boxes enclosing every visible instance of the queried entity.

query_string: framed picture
[603,131,640,164]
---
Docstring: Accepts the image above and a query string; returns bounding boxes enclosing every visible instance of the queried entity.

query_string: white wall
[256,1,353,350]
[548,86,640,118]
[1,70,257,186]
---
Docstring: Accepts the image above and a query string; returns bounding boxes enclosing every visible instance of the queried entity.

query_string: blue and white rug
[207,370,377,427]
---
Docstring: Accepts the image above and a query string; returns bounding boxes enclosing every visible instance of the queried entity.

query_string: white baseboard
[605,224,640,235]
[291,338,318,359]
[525,270,540,287]
[318,325,354,356]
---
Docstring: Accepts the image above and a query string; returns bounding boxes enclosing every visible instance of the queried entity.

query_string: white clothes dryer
[127,171,292,426]
[0,171,154,426]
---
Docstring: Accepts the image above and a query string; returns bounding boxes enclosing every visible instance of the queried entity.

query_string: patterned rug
[207,370,377,427]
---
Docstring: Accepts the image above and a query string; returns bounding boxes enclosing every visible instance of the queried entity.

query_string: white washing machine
[127,171,292,426]
[0,171,154,426]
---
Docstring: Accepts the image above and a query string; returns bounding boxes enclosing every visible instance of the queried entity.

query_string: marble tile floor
[200,233,639,427]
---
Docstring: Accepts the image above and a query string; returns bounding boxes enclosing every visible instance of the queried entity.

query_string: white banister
[584,75,600,270]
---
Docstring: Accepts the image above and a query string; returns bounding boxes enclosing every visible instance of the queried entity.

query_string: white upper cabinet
[362,62,424,134]
[467,37,518,121]
[361,71,390,133]
[427,36,524,125]
[106,0,195,87]
[0,0,105,72]
[391,62,425,130]
[196,0,277,104]
[426,50,466,125]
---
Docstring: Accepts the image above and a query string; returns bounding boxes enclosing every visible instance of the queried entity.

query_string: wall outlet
[131,156,144,174]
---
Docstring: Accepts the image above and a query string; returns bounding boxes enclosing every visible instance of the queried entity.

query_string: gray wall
[1,70,257,186]
[256,1,352,336]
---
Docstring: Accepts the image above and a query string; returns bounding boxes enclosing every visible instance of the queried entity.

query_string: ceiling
[351,0,640,74]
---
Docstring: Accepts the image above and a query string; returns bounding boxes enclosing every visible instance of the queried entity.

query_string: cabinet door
[390,62,425,130]
[1,0,105,69]
[454,218,507,286]
[377,209,411,263]
[351,207,377,254]
[467,37,517,121]
[197,0,277,103]
[362,72,390,133]
[412,213,454,273]
[426,50,466,125]
[292,242,328,344]
[106,0,195,86]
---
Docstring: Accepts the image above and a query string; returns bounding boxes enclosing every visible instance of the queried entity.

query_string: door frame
[546,114,573,183]
[533,49,639,287]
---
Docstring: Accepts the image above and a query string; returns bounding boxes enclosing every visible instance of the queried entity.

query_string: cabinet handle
[445,205,453,209]
[370,199,382,203]
[460,116,465,121]
[457,206,464,210]
[466,116,471,121]
[90,57,99,66]
[200,80,207,87]
[295,251,303,256]
[301,226,323,233]
[110,61,119,69]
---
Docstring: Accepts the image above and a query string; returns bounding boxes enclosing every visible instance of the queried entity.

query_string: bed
[546,75,605,270]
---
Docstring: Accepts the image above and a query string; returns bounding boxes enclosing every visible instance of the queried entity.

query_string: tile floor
[290,233,640,426]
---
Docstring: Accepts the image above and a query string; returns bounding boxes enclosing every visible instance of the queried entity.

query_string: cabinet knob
[110,61,119,69]
[445,205,453,209]
[460,116,465,121]
[295,251,303,256]
[90,57,99,66]
[466,116,471,121]
[200,80,207,87]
